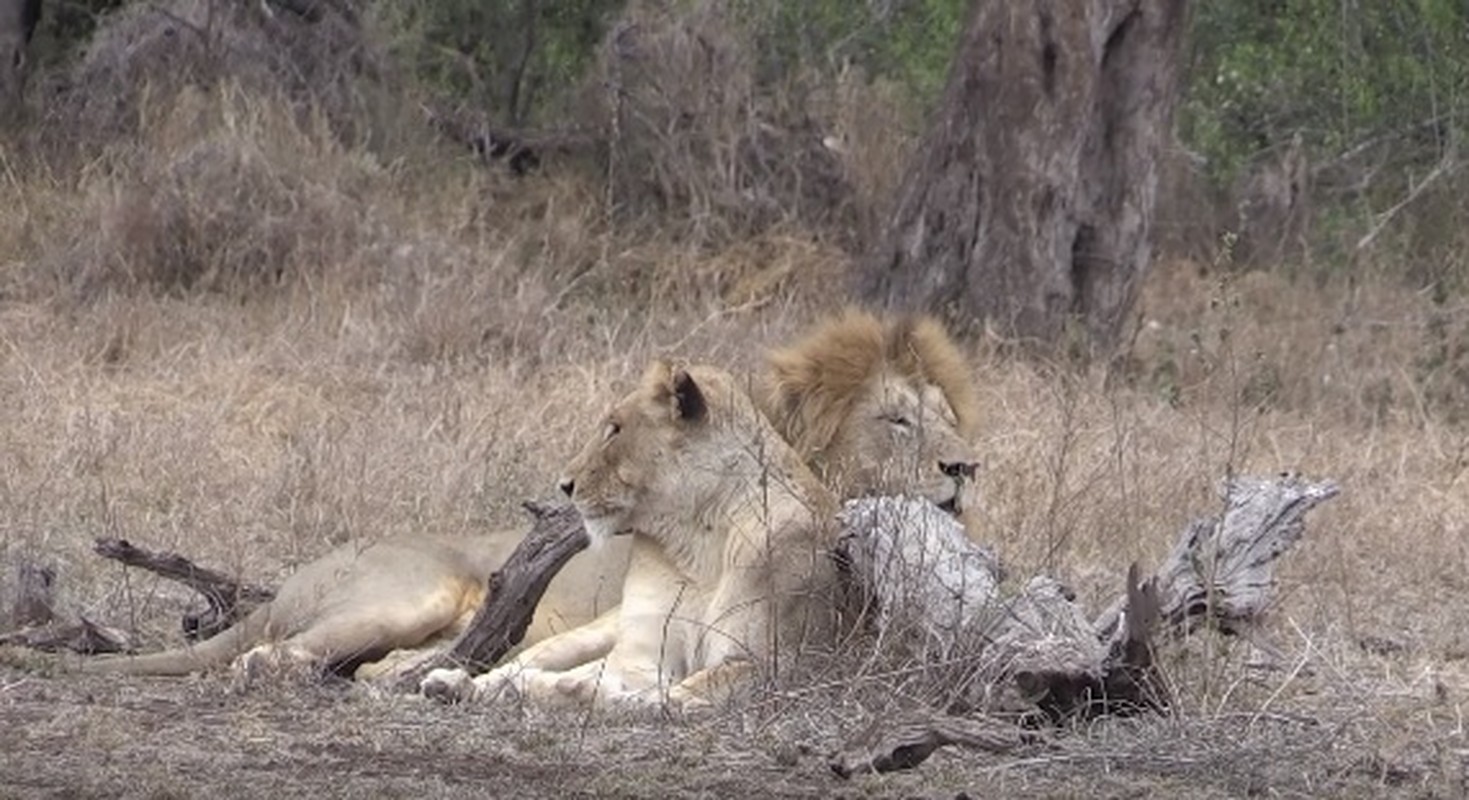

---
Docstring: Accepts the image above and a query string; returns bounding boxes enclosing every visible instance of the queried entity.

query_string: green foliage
[376,0,968,125]
[731,0,967,105]
[1181,0,1469,185]
[376,0,624,124]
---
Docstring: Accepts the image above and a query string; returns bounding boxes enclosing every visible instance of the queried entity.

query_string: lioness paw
[665,685,715,715]
[420,667,476,704]
[230,642,318,689]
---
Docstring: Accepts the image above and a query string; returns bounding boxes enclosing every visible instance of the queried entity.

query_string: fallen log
[386,500,590,689]
[92,538,276,641]
[421,103,600,176]
[831,473,1338,773]
[837,497,1003,660]
[0,616,132,655]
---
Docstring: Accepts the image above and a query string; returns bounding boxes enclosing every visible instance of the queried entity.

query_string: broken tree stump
[1,559,133,655]
[9,560,57,629]
[92,538,276,641]
[0,616,132,655]
[389,500,591,690]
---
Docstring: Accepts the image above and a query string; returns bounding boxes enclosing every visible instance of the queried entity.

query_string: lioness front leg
[421,609,620,703]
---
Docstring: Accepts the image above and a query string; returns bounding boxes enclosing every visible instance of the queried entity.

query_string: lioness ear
[671,368,708,423]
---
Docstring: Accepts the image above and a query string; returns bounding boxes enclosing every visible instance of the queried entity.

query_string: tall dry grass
[0,6,1465,788]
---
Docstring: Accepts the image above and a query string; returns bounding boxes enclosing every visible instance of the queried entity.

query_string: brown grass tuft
[583,0,854,248]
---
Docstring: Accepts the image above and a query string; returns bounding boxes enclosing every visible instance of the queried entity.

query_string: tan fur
[759,308,984,524]
[421,361,841,711]
[80,533,628,680]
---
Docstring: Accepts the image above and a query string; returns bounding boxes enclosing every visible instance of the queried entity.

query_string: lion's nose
[558,478,576,497]
[940,460,978,480]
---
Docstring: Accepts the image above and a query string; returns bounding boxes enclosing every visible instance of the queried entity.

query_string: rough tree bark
[0,0,41,128]
[9,560,56,629]
[856,0,1190,350]
[388,501,590,689]
[3,559,131,654]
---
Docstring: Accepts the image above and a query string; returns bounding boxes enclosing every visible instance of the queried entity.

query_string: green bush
[731,0,967,106]
[375,0,968,126]
[1181,0,1469,187]
[376,0,624,125]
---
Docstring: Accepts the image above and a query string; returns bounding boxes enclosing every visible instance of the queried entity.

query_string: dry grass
[2,26,1468,798]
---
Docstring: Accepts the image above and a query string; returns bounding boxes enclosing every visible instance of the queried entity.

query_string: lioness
[421,361,841,710]
[78,533,627,679]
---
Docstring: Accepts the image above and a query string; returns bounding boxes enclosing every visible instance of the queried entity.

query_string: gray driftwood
[832,473,1338,774]
[2,560,131,655]
[829,711,1037,778]
[0,616,132,654]
[387,500,590,690]
[1094,474,1341,646]
[92,537,276,641]
[837,497,1002,660]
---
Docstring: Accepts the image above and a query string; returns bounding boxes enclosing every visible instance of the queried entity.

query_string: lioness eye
[604,421,621,440]
[883,413,914,429]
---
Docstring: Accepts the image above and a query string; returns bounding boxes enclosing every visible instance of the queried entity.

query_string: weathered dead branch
[836,497,1002,659]
[1094,474,1342,645]
[92,537,275,641]
[388,500,590,690]
[835,474,1338,772]
[829,711,1037,777]
[0,616,132,655]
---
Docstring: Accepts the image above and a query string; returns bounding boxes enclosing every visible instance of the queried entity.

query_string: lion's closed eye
[881,413,915,430]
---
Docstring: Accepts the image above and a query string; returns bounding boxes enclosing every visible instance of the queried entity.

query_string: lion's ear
[670,368,708,423]
[884,315,919,363]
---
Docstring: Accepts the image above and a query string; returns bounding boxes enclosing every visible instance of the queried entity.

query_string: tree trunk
[856,0,1189,351]
[0,0,42,128]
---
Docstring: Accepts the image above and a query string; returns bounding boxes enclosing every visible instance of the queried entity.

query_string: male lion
[421,360,841,710]
[759,309,984,532]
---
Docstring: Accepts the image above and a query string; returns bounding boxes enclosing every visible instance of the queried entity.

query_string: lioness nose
[558,477,575,497]
[940,460,977,480]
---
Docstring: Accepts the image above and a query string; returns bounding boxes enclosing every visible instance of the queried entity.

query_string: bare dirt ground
[2,662,1461,798]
